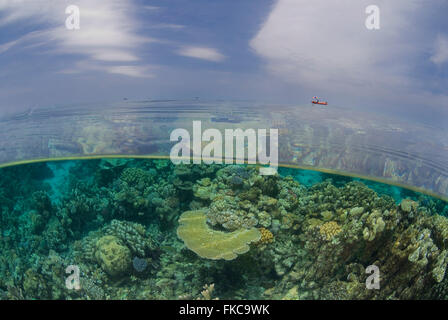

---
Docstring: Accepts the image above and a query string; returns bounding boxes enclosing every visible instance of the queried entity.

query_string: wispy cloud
[177,46,225,62]
[102,65,153,78]
[0,0,57,26]
[0,0,153,77]
[58,60,154,78]
[142,6,160,11]
[150,23,185,30]
[0,30,51,54]
[431,35,448,65]
[0,38,20,54]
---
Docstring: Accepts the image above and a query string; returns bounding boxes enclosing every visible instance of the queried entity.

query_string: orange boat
[311,96,328,105]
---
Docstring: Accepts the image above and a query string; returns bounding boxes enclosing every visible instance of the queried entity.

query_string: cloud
[0,30,52,54]
[90,50,139,62]
[0,0,58,26]
[250,0,440,106]
[0,38,21,54]
[0,0,152,77]
[150,23,185,30]
[58,60,154,78]
[431,35,448,65]
[142,6,160,11]
[104,65,153,78]
[177,46,225,62]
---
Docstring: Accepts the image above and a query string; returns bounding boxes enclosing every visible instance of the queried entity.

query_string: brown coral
[257,227,274,244]
[319,221,342,241]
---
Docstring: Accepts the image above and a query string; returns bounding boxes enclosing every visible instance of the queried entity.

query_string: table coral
[176,210,261,260]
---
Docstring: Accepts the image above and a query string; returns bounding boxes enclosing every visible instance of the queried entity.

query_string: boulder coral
[95,235,131,276]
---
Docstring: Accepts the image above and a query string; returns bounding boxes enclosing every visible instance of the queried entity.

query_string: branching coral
[257,227,274,244]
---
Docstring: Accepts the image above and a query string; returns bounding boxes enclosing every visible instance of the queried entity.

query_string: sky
[0,0,447,126]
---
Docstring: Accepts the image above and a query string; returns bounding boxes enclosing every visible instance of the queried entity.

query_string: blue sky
[0,0,447,125]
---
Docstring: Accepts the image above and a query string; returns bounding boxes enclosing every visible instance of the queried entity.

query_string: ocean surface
[0,100,447,300]
[0,100,447,200]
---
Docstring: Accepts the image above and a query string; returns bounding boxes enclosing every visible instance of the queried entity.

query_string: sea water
[0,158,447,300]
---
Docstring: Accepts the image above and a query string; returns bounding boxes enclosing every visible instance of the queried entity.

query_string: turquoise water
[0,158,447,300]
[281,167,447,208]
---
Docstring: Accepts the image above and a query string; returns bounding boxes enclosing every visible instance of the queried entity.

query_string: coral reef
[0,159,448,300]
[177,210,261,260]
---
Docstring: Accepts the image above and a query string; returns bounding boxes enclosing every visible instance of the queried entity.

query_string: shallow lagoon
[0,158,447,300]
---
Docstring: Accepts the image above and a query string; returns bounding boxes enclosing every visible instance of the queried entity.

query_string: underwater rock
[176,210,261,260]
[95,235,131,277]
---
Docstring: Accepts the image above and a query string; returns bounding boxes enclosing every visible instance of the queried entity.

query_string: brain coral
[177,210,261,260]
[95,235,131,276]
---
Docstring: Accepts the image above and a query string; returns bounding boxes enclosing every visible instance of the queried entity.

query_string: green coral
[104,219,154,256]
[95,235,131,277]
[177,210,261,260]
